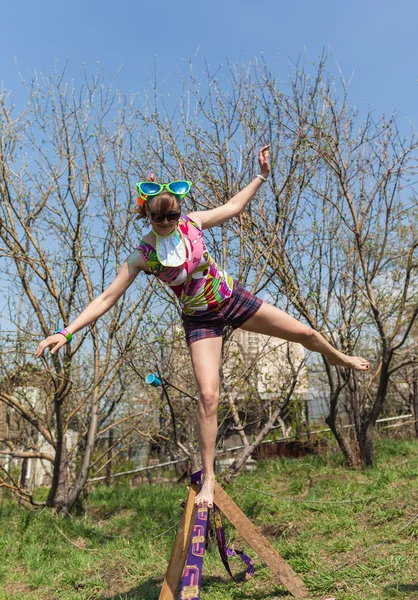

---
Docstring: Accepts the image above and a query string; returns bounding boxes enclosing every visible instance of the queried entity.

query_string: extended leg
[240,302,370,371]
[188,336,223,507]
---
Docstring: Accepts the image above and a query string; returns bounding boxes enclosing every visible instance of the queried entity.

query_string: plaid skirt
[181,281,263,347]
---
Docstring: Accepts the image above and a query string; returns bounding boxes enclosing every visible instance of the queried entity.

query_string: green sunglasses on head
[136,180,192,200]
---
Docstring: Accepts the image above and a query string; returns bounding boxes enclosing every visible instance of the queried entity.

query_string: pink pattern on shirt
[137,215,233,315]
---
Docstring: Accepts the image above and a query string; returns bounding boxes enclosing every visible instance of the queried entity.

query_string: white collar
[153,227,186,267]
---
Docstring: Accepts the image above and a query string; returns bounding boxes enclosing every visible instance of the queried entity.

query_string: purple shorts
[181,281,263,347]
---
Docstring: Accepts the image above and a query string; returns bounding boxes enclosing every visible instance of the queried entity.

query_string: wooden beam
[214,483,309,598]
[159,483,199,600]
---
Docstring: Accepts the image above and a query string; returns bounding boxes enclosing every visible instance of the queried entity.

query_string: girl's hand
[258,144,270,178]
[35,334,68,358]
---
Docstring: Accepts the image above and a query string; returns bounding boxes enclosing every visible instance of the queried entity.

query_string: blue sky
[1,0,417,337]
[1,0,417,130]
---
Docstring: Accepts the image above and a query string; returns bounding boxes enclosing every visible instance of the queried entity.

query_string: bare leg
[240,302,370,371]
[188,336,223,507]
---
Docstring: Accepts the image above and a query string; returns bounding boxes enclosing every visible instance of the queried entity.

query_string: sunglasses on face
[136,180,192,199]
[150,211,181,223]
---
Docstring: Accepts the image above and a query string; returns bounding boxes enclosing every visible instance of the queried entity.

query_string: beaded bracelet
[56,328,73,343]
[256,174,268,182]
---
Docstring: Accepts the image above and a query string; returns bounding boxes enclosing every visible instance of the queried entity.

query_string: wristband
[256,174,268,182]
[56,328,73,343]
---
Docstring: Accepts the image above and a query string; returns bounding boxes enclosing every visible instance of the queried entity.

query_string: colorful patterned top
[137,215,234,315]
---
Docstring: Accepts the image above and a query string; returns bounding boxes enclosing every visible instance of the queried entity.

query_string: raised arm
[188,145,270,230]
[35,249,146,357]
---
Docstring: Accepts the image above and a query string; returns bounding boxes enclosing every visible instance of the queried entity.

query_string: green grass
[1,438,418,599]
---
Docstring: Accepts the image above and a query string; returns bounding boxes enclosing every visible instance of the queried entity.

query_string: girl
[36,146,370,507]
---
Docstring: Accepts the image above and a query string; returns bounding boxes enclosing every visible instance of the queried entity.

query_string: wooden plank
[214,483,309,598]
[159,483,199,600]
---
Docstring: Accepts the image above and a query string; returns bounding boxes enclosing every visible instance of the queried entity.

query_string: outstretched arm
[188,145,270,230]
[35,250,146,357]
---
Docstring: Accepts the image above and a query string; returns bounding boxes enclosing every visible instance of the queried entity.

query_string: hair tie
[137,196,147,208]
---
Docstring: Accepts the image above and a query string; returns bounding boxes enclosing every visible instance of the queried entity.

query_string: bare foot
[195,474,215,509]
[328,353,370,371]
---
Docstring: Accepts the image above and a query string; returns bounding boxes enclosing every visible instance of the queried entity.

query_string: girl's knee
[198,389,219,417]
[296,325,315,344]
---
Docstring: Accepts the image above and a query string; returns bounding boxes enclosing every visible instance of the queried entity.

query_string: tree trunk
[325,415,362,468]
[360,354,392,467]
[411,365,418,439]
[227,392,249,447]
[63,387,99,514]
[106,428,114,487]
[304,398,310,440]
[360,422,376,467]
[46,398,65,507]
[20,458,28,489]
[324,372,362,467]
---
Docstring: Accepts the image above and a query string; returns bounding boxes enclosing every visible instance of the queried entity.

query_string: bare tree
[0,70,158,511]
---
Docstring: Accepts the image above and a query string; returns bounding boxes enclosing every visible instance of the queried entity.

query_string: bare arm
[188,145,270,230]
[35,249,146,357]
